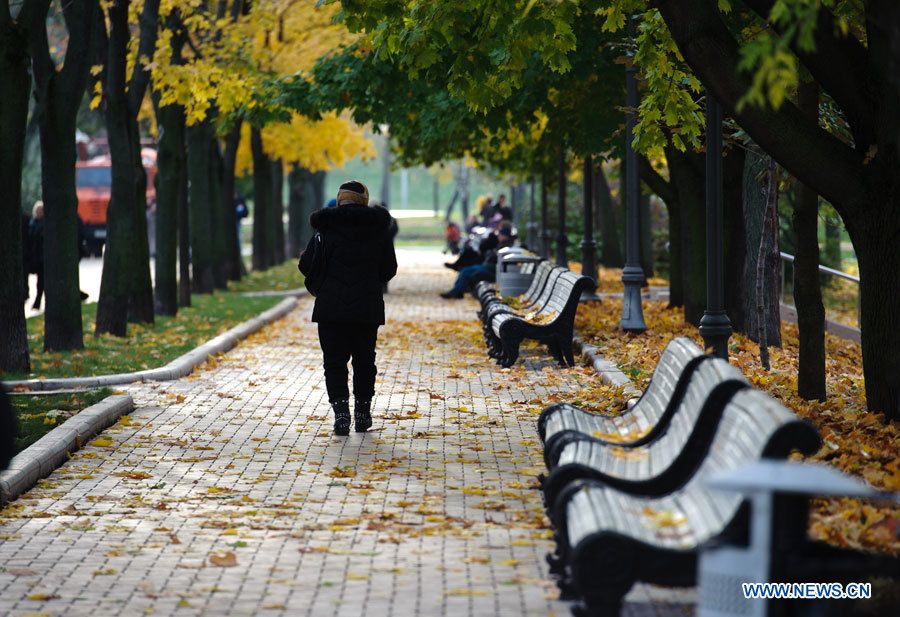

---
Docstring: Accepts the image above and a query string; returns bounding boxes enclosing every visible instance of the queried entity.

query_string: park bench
[488,269,593,368]
[540,357,748,510]
[480,265,565,357]
[475,259,554,312]
[538,337,707,469]
[548,388,821,616]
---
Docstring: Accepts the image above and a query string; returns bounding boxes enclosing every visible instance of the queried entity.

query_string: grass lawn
[1,260,301,382]
[9,388,113,454]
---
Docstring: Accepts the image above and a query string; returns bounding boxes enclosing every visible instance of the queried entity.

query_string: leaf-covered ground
[1,252,690,616]
[575,297,900,556]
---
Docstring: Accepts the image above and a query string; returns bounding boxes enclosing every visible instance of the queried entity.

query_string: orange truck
[76,149,158,256]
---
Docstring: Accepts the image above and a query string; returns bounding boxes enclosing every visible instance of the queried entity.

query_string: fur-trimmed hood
[310,204,392,239]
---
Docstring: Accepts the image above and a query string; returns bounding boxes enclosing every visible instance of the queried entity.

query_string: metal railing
[779,251,860,329]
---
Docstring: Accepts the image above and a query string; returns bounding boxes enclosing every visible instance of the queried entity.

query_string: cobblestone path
[0,249,693,617]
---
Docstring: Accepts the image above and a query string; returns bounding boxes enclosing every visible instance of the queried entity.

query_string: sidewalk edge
[0,394,134,505]
[6,296,301,391]
[572,334,642,408]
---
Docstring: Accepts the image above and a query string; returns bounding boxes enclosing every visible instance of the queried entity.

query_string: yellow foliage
[234,112,374,175]
[151,0,371,172]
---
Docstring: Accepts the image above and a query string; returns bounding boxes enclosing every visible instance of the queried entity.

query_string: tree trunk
[287,165,311,257]
[96,0,154,336]
[639,153,681,306]
[594,164,624,268]
[313,170,326,212]
[30,0,97,351]
[208,138,227,289]
[177,149,191,307]
[854,220,900,420]
[251,127,272,271]
[723,147,747,333]
[742,150,782,347]
[221,120,242,281]
[638,190,654,277]
[187,120,215,292]
[271,159,285,264]
[668,148,706,325]
[0,11,31,372]
[756,157,780,369]
[152,99,184,316]
[791,82,827,400]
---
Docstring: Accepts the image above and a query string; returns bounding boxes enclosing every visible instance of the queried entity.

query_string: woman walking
[299,181,397,436]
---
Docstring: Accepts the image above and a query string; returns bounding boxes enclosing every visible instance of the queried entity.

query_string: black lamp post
[540,171,551,259]
[556,145,568,267]
[619,16,647,332]
[581,154,599,300]
[527,176,538,250]
[698,94,732,359]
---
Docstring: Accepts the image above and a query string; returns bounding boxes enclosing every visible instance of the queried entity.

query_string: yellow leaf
[208,551,237,567]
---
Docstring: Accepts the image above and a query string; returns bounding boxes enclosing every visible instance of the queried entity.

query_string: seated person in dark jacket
[491,193,512,223]
[444,226,499,271]
[298,181,398,436]
[440,222,513,299]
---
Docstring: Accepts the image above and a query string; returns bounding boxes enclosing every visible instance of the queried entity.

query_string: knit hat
[336,181,369,207]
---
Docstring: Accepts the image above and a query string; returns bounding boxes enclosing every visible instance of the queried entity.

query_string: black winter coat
[299,204,398,324]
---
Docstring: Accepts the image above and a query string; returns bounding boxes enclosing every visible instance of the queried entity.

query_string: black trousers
[317,322,380,402]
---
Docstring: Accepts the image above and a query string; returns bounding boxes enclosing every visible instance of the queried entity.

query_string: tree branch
[1,0,11,29]
[638,155,677,205]
[742,0,877,150]
[127,0,160,116]
[27,0,53,89]
[656,0,866,219]
[59,0,99,96]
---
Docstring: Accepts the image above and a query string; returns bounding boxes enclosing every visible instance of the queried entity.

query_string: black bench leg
[500,336,521,367]
[548,340,564,364]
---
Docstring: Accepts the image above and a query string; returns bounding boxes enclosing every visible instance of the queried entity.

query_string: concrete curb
[572,334,642,408]
[6,296,300,392]
[0,394,134,505]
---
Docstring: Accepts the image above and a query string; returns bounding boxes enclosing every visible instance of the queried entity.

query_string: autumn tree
[94,0,159,335]
[0,0,31,371]
[28,0,98,351]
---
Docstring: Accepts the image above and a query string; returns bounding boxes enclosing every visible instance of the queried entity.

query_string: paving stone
[0,249,691,617]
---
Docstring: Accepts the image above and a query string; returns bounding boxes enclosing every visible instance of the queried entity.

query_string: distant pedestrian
[147,201,157,258]
[492,193,512,222]
[298,181,398,436]
[27,201,45,311]
[235,191,249,275]
[21,214,30,302]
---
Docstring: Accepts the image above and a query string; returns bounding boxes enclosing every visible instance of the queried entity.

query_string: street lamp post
[581,155,599,300]
[527,176,538,250]
[619,16,647,332]
[556,145,568,267]
[698,94,732,359]
[540,171,551,259]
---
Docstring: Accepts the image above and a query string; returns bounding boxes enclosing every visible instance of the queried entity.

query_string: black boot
[331,399,351,436]
[354,399,372,433]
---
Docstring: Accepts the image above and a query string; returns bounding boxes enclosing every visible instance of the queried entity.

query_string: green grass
[10,388,113,454]
[2,261,302,381]
[229,260,303,293]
